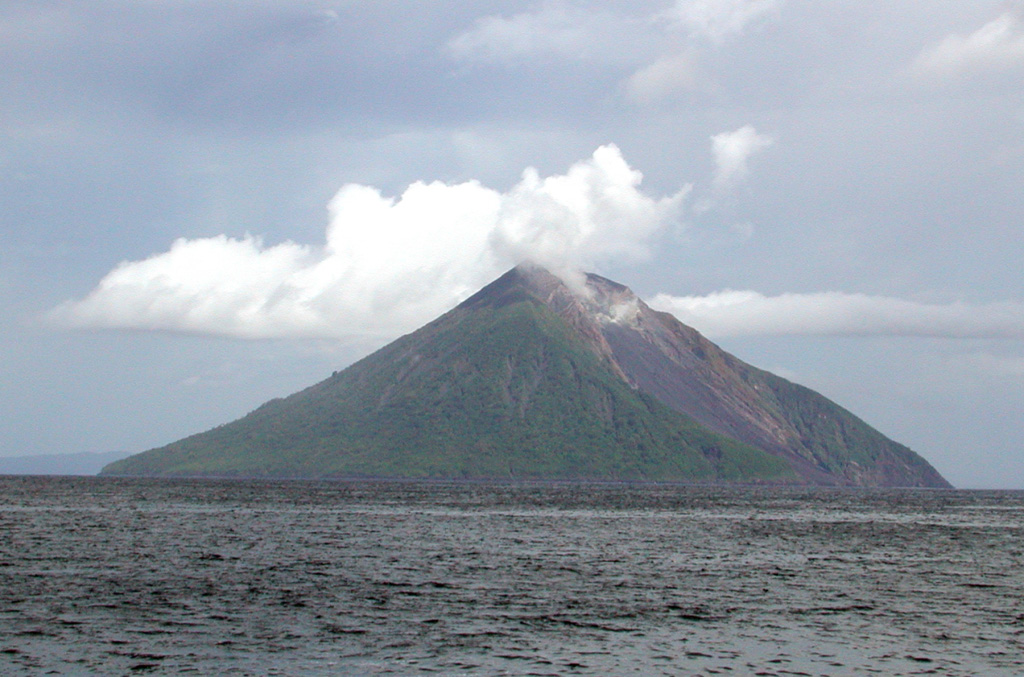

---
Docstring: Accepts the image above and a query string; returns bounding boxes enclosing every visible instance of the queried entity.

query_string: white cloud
[649,289,1024,339]
[625,52,697,105]
[710,125,774,190]
[670,0,782,43]
[909,12,1024,82]
[51,145,688,339]
[446,5,618,63]
[491,146,689,285]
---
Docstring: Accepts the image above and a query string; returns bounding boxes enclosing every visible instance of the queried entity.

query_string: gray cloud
[446,4,628,63]
[624,52,699,105]
[0,1,490,132]
[446,1,788,108]
[668,0,783,43]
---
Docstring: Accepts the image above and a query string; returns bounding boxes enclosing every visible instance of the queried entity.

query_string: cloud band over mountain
[650,290,1024,339]
[51,146,686,339]
[51,141,1023,343]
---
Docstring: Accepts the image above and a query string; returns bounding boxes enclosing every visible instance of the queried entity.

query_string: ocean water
[1,476,1022,676]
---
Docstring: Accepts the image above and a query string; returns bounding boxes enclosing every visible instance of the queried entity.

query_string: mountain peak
[459,264,642,328]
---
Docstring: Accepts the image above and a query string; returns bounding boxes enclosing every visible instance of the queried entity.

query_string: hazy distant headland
[0,450,133,476]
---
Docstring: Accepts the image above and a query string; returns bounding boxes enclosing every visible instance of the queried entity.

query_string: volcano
[102,266,950,487]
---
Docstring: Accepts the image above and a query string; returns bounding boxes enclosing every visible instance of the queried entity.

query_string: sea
[1,476,1021,676]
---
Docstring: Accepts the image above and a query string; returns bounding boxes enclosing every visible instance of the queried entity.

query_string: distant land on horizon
[0,450,133,476]
[102,266,951,488]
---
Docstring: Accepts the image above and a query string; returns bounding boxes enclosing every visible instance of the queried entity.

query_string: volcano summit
[103,266,950,487]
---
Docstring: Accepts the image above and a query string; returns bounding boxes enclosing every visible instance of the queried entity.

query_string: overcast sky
[3,0,1023,488]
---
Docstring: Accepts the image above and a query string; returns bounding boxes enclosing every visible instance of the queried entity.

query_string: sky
[2,0,1023,488]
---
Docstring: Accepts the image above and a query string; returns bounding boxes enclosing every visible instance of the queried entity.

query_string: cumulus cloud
[51,145,688,339]
[908,12,1024,82]
[670,0,782,43]
[710,125,775,191]
[650,290,1024,339]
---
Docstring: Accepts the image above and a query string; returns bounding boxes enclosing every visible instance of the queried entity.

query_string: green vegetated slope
[747,367,950,487]
[103,299,794,482]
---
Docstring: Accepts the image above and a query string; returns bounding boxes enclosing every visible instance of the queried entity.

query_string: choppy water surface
[1,477,1022,675]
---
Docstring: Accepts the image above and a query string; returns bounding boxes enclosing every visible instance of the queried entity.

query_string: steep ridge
[103,265,950,487]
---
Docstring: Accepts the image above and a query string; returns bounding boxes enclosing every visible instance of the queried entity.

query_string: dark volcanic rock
[103,266,950,488]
